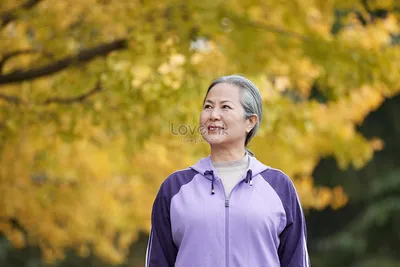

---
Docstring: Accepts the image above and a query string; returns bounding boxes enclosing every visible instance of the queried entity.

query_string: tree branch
[0,49,54,74]
[222,10,309,41]
[360,0,393,23]
[41,81,103,105]
[0,81,102,106]
[0,217,27,235]
[0,92,23,105]
[0,39,128,86]
[245,20,309,41]
[361,0,373,14]
[1,0,43,29]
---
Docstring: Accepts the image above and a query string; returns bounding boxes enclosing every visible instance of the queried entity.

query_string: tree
[308,94,400,267]
[0,0,399,264]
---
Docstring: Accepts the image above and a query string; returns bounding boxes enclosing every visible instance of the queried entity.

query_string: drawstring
[204,169,253,195]
[245,170,253,186]
[204,170,215,195]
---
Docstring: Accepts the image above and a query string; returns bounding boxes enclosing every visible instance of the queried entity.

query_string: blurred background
[0,0,399,266]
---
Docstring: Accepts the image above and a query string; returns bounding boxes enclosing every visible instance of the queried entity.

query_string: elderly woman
[146,75,310,267]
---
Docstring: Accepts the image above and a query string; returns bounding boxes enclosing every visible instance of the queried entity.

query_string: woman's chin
[203,135,226,145]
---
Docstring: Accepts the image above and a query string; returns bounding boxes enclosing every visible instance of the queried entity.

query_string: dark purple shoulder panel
[147,168,197,267]
[259,168,294,219]
[161,168,198,203]
[260,169,309,267]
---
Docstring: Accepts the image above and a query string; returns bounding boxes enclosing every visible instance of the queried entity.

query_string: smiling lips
[207,125,225,131]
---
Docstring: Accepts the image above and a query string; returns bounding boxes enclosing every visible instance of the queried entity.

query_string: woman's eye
[204,104,212,109]
[222,105,231,109]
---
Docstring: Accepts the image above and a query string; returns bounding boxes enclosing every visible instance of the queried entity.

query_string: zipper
[225,200,230,267]
[221,170,252,267]
[224,170,250,207]
[218,179,230,267]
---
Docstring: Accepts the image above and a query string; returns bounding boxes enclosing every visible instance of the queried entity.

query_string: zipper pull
[225,198,229,207]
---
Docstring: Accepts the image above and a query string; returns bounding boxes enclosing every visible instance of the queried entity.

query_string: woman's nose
[210,108,221,120]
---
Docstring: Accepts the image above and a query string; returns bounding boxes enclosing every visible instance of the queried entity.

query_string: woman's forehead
[206,83,241,101]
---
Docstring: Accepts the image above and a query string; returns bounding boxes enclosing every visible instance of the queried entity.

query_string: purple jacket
[146,155,310,267]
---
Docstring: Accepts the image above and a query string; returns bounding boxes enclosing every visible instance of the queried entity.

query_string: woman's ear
[246,114,258,133]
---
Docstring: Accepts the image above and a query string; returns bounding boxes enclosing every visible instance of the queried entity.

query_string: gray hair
[203,74,263,154]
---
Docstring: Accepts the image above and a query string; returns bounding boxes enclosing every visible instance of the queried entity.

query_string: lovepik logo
[170,123,228,136]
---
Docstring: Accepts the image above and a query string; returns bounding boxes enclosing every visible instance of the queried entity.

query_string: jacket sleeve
[278,183,311,267]
[145,183,178,267]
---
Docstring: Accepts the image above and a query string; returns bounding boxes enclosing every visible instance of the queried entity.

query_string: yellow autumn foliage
[1,0,400,263]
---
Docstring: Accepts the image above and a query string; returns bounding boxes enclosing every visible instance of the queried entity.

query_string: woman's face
[200,83,253,147]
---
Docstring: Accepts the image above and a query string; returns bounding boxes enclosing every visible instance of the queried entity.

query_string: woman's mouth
[208,125,224,131]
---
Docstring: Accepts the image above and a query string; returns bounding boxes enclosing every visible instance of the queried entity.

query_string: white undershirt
[212,153,250,198]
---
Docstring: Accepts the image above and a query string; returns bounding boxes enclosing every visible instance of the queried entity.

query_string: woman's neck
[210,146,246,162]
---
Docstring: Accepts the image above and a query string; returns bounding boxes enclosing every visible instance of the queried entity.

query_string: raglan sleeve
[145,182,178,267]
[278,181,311,267]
